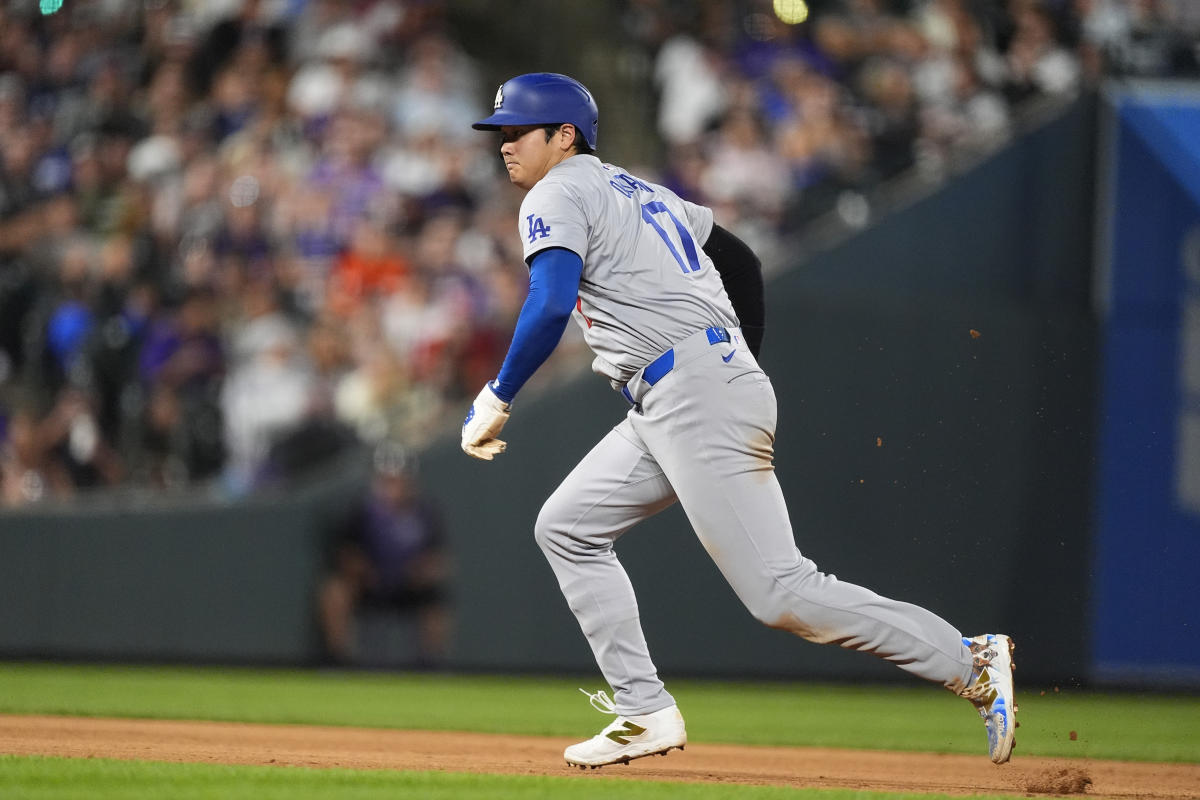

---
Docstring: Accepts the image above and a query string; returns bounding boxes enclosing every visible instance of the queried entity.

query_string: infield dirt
[2,714,1197,798]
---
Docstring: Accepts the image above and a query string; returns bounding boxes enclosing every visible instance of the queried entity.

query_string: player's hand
[461,382,512,461]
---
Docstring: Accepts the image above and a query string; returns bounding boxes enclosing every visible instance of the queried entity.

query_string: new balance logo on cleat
[564,689,687,768]
[605,720,647,745]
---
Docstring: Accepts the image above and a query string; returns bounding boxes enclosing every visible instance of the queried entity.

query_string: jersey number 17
[641,201,702,275]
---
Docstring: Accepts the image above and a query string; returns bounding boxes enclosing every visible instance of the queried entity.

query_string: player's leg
[633,352,976,692]
[534,418,678,715]
[636,352,1017,762]
[536,419,689,768]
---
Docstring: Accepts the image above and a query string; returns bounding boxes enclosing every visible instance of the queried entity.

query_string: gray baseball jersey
[519,155,738,386]
[523,154,976,716]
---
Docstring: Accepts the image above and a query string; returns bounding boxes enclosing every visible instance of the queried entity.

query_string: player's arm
[703,224,765,358]
[491,247,582,402]
[461,247,583,460]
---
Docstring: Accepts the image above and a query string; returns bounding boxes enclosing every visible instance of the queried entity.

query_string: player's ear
[559,123,578,152]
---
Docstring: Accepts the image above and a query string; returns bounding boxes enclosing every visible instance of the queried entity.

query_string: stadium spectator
[39,384,124,492]
[653,30,730,147]
[219,307,314,494]
[0,404,74,507]
[316,443,451,667]
[136,286,226,484]
[700,103,792,225]
[326,217,412,318]
[1004,2,1082,102]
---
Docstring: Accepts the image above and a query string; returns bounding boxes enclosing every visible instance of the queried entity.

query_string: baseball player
[462,73,1016,768]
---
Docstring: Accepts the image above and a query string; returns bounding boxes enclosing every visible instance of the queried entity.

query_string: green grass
[0,755,1030,800]
[1,662,1197,762]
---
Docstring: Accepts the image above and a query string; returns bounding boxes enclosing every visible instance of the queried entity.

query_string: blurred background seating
[2,0,1194,504]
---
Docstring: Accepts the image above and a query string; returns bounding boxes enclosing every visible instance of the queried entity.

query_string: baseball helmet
[472,73,598,149]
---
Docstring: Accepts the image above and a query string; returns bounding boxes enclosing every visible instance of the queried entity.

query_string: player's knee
[745,591,824,640]
[532,509,554,553]
[533,500,567,555]
[534,497,607,559]
[746,594,790,630]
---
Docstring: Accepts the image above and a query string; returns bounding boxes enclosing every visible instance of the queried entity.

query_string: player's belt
[621,326,734,406]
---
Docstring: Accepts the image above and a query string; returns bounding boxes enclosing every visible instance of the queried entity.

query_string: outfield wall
[0,95,1101,685]
[1089,82,1200,686]
[0,457,368,664]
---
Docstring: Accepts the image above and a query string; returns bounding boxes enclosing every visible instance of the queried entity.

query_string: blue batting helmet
[472,73,598,149]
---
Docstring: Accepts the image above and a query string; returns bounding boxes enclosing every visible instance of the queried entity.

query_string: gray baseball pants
[535,328,976,715]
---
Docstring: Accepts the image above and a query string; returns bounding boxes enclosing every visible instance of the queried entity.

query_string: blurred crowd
[0,0,1196,506]
[633,0,1200,233]
[0,0,526,502]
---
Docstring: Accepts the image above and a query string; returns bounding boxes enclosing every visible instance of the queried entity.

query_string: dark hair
[542,123,594,155]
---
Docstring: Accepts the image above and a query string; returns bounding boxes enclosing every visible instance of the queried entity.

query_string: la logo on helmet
[493,85,504,110]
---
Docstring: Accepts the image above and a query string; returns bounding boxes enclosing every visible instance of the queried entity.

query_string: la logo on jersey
[527,213,550,243]
[493,84,504,109]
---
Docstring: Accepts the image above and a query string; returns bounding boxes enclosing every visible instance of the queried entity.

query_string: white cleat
[564,689,687,768]
[960,634,1018,764]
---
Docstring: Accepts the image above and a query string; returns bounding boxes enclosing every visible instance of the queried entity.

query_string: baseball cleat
[959,634,1018,764]
[564,689,687,768]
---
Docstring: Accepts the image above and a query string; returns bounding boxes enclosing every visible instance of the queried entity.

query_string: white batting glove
[461,382,512,461]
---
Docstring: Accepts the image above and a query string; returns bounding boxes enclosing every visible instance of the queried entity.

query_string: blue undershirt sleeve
[490,247,582,403]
